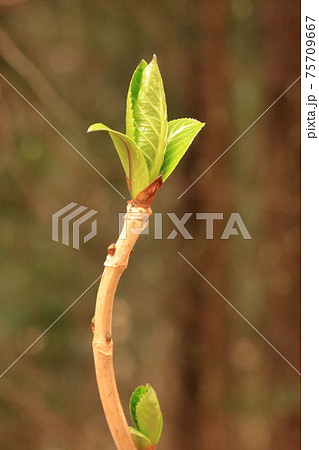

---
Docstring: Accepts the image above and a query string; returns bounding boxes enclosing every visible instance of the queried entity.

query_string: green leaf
[130,385,147,430]
[130,384,163,445]
[161,118,205,181]
[87,123,149,199]
[131,55,168,182]
[88,57,204,200]
[129,427,152,450]
[126,60,148,141]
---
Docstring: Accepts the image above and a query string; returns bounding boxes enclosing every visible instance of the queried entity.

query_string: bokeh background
[0,1,300,449]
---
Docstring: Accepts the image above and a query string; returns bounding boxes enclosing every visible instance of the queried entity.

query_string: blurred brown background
[0,1,300,449]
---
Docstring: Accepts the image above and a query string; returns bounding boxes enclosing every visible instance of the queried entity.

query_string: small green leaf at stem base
[130,384,163,446]
[129,427,152,450]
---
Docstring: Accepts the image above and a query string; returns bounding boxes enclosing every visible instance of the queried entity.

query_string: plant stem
[92,200,151,450]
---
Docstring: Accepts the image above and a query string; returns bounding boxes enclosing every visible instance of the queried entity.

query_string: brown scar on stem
[107,243,116,256]
[134,174,163,209]
[106,332,112,341]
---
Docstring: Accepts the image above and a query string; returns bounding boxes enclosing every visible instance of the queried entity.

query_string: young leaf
[129,427,152,450]
[130,384,163,445]
[132,55,168,182]
[161,118,205,181]
[130,385,148,430]
[88,57,205,202]
[87,123,149,199]
[126,60,148,141]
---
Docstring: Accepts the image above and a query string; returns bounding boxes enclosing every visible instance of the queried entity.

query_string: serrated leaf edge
[130,384,162,445]
[161,118,205,181]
